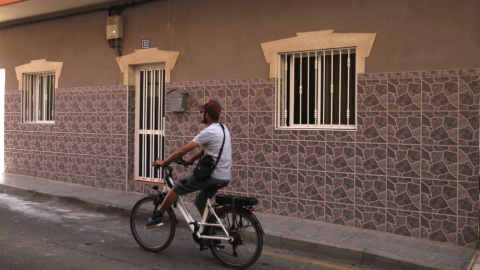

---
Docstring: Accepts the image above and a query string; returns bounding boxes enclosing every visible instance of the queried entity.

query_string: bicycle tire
[207,206,263,269]
[130,196,176,252]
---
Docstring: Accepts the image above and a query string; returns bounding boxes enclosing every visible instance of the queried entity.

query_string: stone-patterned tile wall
[162,69,479,248]
[358,69,480,248]
[4,68,479,248]
[4,85,134,191]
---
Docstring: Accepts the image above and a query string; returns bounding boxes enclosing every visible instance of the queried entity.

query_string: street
[0,193,369,270]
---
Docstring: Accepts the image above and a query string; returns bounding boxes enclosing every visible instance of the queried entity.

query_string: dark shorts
[173,173,229,209]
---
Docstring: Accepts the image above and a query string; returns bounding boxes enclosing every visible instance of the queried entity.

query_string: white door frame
[134,64,166,181]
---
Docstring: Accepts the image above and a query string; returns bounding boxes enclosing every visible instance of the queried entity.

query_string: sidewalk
[0,172,477,270]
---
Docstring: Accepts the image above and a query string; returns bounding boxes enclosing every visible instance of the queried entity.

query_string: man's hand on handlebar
[152,159,167,168]
[152,158,186,169]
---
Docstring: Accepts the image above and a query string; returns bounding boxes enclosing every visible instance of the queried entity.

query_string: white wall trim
[116,48,179,86]
[15,59,63,89]
[261,30,376,77]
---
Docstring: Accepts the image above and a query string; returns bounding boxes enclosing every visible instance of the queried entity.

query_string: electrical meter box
[107,15,123,39]
[167,89,189,112]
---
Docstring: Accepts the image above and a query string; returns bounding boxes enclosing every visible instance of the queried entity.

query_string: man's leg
[195,186,217,220]
[160,188,206,217]
[145,189,178,227]
[158,189,178,214]
[147,174,196,227]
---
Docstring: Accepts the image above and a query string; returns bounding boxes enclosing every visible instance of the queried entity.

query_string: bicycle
[130,159,264,269]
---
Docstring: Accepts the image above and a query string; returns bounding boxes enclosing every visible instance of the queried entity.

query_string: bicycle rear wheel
[207,206,263,269]
[130,196,175,252]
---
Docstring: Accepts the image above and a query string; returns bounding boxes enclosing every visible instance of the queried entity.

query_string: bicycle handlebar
[153,158,186,171]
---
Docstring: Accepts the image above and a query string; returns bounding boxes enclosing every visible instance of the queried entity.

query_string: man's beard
[201,115,207,124]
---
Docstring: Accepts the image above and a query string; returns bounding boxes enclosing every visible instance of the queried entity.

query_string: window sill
[21,122,55,125]
[129,179,165,186]
[275,126,357,131]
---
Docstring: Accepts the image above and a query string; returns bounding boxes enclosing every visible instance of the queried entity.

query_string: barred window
[276,47,356,129]
[22,72,55,123]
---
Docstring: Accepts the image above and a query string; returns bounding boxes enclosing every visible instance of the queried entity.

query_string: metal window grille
[276,48,356,129]
[21,72,55,123]
[136,68,165,181]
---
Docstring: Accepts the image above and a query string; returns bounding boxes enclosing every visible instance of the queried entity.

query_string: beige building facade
[1,0,479,247]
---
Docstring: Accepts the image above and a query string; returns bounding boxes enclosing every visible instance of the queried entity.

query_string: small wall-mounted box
[167,89,189,112]
[107,15,123,39]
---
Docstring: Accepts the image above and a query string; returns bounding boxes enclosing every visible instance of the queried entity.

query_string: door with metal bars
[135,65,165,181]
[277,48,356,129]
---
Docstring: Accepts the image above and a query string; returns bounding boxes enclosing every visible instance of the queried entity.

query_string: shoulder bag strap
[214,124,226,169]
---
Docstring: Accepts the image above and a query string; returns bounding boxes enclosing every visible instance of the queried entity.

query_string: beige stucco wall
[1,0,479,89]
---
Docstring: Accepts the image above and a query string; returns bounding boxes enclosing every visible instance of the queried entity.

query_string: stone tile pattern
[360,70,479,248]
[4,85,134,192]
[4,69,479,247]
[165,71,478,248]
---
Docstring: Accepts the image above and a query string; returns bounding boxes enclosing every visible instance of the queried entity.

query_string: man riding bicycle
[147,99,232,227]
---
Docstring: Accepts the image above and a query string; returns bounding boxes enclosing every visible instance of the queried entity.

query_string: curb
[0,183,132,217]
[466,251,480,270]
[263,233,445,270]
[0,183,451,270]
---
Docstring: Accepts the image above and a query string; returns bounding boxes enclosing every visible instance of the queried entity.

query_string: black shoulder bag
[193,124,226,181]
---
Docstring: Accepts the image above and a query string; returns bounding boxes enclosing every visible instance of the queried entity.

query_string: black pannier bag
[215,194,259,207]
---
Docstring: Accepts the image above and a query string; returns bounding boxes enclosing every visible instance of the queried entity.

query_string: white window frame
[261,30,376,131]
[21,71,56,123]
[276,47,356,130]
[15,59,63,124]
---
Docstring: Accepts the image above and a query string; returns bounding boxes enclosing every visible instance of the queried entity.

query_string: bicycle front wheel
[207,207,263,269]
[130,196,176,252]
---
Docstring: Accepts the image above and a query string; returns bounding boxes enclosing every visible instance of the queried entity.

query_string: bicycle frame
[163,174,232,243]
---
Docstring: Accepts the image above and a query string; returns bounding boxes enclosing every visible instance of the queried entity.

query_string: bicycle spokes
[130,197,176,252]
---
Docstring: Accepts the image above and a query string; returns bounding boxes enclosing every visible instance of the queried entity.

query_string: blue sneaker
[145,212,163,228]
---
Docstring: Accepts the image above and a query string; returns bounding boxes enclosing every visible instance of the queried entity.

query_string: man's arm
[185,149,204,165]
[153,141,199,167]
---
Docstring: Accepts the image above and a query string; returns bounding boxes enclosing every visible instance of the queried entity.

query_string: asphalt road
[0,192,369,270]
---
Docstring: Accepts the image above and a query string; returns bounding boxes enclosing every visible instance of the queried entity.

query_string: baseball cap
[198,100,221,119]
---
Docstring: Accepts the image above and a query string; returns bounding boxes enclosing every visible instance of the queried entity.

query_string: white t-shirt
[193,123,232,180]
